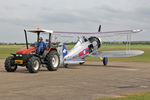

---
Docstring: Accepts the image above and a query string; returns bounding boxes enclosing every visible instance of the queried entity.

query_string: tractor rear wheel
[5,56,17,72]
[26,56,40,73]
[46,50,60,71]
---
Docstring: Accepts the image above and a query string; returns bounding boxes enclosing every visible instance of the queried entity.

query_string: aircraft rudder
[62,44,68,58]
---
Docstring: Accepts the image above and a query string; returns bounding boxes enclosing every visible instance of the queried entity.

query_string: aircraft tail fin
[62,44,68,58]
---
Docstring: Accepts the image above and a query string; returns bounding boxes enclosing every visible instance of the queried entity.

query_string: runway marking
[111,68,137,71]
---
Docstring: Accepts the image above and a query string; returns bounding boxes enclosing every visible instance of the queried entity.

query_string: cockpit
[79,37,88,43]
[74,37,88,48]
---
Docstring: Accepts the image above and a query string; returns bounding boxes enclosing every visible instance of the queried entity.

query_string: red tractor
[5,29,60,73]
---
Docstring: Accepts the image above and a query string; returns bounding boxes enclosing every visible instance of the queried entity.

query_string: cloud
[0,0,150,42]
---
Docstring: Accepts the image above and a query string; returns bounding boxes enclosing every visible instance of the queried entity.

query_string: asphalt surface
[0,59,150,100]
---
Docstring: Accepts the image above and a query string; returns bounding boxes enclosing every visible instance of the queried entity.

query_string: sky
[0,0,150,43]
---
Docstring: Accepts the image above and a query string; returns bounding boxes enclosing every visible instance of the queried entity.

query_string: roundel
[83,49,86,55]
[63,49,67,53]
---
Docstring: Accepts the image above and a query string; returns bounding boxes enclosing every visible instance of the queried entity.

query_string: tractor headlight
[30,52,35,54]
[16,54,22,57]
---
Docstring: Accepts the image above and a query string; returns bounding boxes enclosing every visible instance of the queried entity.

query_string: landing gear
[64,63,68,68]
[103,57,108,66]
[79,62,84,65]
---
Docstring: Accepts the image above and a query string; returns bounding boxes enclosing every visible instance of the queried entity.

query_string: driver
[38,37,47,53]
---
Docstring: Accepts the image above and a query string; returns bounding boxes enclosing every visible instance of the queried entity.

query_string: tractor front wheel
[5,56,17,72]
[26,56,41,73]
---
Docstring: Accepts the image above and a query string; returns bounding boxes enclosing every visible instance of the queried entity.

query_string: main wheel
[26,56,40,73]
[5,56,17,72]
[103,57,108,66]
[46,50,60,71]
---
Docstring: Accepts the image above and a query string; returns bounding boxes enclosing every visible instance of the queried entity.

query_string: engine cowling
[88,37,102,52]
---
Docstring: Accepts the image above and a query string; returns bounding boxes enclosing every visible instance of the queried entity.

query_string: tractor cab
[16,29,54,54]
[5,28,60,73]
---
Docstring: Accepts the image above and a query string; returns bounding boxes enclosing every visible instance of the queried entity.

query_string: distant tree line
[0,42,25,45]
[102,41,150,45]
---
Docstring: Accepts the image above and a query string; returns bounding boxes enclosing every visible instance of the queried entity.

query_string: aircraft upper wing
[90,50,144,58]
[27,29,142,35]
[53,29,142,35]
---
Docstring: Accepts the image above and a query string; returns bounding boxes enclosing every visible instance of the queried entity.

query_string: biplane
[4,26,144,73]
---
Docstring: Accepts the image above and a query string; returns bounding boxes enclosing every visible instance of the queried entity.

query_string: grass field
[95,91,150,100]
[0,44,149,62]
[0,45,25,59]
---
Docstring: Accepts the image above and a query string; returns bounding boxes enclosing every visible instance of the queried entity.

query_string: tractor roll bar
[24,29,29,49]
[49,33,51,48]
[36,32,40,53]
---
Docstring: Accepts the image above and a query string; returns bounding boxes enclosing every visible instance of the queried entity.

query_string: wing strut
[126,33,131,50]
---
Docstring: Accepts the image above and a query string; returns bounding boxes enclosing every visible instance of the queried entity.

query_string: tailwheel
[63,63,68,68]
[103,57,108,66]
[79,62,84,65]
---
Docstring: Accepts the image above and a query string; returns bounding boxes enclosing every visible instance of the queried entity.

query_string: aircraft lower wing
[90,50,144,58]
[64,58,85,64]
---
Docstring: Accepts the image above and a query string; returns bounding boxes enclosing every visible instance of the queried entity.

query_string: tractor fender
[48,47,57,51]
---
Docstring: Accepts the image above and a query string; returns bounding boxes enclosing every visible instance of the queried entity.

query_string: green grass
[0,45,25,59]
[0,44,150,62]
[95,91,150,100]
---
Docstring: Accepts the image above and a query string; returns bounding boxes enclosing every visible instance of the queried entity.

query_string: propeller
[98,25,101,32]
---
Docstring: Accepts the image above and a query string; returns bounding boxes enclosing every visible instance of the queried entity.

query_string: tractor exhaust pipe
[24,29,29,49]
